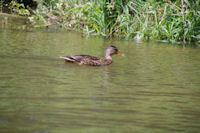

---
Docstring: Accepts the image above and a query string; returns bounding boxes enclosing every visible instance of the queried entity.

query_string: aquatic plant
[8,0,200,44]
[0,1,30,16]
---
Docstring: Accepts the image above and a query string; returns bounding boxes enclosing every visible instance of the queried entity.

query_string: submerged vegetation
[2,0,200,44]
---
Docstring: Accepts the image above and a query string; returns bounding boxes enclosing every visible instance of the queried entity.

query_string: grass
[5,0,200,44]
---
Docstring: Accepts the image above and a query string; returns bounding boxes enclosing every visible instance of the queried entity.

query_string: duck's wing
[80,55,100,60]
[60,55,100,63]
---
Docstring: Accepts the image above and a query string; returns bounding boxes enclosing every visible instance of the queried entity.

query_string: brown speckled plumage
[60,45,124,66]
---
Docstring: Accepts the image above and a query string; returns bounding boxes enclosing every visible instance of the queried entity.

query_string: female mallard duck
[60,45,124,66]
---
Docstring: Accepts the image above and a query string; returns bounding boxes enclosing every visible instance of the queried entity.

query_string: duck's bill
[117,51,125,56]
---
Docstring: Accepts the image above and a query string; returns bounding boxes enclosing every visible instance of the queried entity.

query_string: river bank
[1,0,200,45]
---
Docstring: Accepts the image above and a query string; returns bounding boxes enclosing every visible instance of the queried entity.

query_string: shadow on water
[0,17,200,133]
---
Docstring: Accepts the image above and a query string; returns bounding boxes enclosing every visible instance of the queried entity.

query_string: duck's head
[105,45,124,57]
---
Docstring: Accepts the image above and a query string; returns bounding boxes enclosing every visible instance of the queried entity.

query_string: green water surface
[0,20,200,133]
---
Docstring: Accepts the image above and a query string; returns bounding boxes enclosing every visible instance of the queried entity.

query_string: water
[0,21,200,133]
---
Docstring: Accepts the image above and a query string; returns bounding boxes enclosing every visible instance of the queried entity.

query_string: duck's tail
[60,56,76,62]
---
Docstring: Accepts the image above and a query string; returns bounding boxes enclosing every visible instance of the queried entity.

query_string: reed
[25,0,200,44]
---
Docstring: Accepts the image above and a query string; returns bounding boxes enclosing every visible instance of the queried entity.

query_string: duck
[60,45,124,66]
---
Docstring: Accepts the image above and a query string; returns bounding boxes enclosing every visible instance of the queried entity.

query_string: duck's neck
[104,54,112,60]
